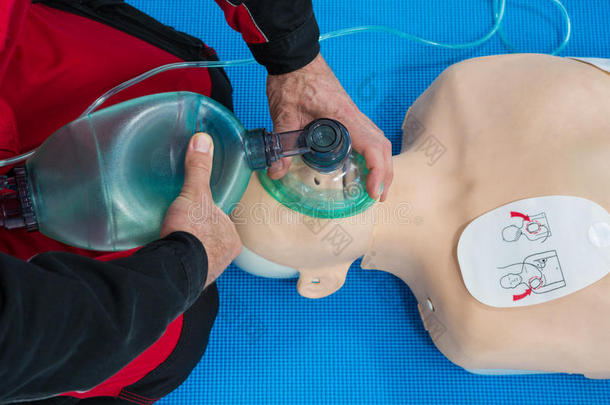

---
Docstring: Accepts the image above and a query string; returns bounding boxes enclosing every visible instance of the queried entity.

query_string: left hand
[266,53,393,201]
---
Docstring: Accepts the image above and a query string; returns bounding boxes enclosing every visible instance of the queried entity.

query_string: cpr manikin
[230,54,610,378]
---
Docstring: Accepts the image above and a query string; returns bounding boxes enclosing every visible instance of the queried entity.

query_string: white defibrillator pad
[458,196,610,308]
[569,57,610,73]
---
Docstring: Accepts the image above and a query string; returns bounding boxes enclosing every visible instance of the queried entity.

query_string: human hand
[161,133,241,287]
[266,53,393,201]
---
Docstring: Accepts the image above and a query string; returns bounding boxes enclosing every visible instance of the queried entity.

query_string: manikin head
[231,154,378,298]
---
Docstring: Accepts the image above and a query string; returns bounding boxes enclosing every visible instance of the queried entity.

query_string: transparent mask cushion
[0,0,572,168]
[258,152,375,219]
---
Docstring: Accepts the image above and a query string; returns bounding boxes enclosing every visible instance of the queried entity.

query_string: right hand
[161,132,241,287]
[266,53,393,201]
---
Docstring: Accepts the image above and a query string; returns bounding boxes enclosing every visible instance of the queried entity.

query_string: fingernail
[193,133,210,153]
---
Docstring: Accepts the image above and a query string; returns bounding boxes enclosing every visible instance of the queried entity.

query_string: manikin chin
[231,54,610,379]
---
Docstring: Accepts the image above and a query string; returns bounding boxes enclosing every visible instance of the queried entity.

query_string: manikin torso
[232,54,610,378]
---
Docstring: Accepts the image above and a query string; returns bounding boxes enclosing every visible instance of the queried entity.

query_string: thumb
[181,132,214,201]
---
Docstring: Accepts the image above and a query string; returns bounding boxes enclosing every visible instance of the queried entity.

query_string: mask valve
[301,119,351,173]
[245,118,351,173]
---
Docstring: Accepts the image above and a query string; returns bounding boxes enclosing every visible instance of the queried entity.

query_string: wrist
[268,52,327,80]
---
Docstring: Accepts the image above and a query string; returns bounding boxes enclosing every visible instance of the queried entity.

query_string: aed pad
[458,196,610,308]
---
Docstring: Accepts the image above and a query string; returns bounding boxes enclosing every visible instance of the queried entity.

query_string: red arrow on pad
[510,211,531,222]
[513,288,532,301]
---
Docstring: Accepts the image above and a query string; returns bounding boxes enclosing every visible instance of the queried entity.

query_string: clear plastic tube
[0,0,572,168]
[80,58,257,117]
[492,0,571,56]
[0,150,37,167]
[320,0,570,53]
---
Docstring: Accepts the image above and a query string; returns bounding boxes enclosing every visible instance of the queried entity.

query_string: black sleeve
[0,231,207,404]
[214,0,320,74]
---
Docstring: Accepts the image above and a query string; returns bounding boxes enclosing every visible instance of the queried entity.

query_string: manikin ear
[297,263,351,299]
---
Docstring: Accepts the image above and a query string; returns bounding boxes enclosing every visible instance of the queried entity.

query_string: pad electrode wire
[0,0,571,168]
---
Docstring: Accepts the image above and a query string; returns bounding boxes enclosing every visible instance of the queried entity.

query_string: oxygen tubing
[0,0,572,168]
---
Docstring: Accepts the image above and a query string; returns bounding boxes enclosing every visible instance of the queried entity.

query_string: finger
[182,132,214,201]
[362,147,385,201]
[380,142,394,202]
[267,157,292,179]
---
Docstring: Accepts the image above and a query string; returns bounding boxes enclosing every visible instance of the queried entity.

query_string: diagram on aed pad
[502,211,552,243]
[498,250,566,302]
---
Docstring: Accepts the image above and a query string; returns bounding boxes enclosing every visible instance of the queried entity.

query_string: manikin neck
[360,153,425,284]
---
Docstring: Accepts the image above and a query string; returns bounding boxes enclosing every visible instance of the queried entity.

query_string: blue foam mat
[125,1,610,403]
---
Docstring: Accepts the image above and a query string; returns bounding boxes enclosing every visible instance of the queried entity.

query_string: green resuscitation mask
[259,151,375,219]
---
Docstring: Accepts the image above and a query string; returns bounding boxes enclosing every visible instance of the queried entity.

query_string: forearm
[0,231,207,403]
[215,0,320,74]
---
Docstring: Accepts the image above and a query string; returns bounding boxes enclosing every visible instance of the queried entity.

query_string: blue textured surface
[125,1,610,404]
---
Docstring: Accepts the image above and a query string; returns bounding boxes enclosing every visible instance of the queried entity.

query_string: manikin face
[231,165,377,298]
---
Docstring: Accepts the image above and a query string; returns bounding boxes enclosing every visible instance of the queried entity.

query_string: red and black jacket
[0,0,320,403]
